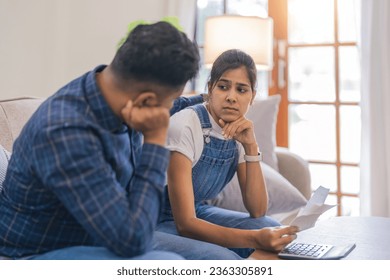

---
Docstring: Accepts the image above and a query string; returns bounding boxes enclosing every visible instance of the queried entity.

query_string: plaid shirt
[0,65,203,258]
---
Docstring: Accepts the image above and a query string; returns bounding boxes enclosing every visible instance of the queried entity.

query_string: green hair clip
[117,16,184,49]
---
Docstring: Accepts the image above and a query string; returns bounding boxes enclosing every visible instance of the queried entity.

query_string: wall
[0,0,188,99]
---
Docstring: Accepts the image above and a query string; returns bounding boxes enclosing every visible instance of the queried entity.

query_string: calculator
[278,242,356,260]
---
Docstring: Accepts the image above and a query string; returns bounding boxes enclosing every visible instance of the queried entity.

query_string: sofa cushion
[210,162,307,216]
[0,144,11,193]
[246,95,280,171]
[0,97,43,151]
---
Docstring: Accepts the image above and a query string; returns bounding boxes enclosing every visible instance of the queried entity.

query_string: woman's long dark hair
[208,49,257,93]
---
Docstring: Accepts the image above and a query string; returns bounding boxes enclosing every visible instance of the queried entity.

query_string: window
[269,0,361,216]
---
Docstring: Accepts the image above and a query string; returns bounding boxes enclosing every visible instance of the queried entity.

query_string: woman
[158,49,298,259]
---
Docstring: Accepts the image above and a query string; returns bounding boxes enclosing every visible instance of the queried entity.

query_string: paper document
[290,186,336,231]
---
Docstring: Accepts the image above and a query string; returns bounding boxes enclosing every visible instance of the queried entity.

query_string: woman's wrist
[246,229,260,248]
[243,143,259,156]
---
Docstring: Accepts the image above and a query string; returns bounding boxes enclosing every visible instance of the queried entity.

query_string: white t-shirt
[167,104,245,167]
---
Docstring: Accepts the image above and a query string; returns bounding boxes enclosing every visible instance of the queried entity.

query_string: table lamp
[203,15,273,70]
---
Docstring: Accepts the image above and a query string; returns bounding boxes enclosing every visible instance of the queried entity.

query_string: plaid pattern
[0,65,202,258]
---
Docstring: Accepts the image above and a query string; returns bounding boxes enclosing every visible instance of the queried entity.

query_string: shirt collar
[85,65,128,133]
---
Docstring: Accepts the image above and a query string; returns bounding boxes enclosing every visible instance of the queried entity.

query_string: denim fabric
[159,105,280,258]
[191,104,239,201]
[28,247,183,260]
[153,231,241,260]
[26,231,241,260]
[170,95,204,116]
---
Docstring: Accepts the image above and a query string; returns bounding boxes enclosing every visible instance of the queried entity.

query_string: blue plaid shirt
[0,65,203,258]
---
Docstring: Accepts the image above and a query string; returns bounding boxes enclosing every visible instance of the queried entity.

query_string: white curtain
[166,0,197,39]
[360,0,390,217]
[165,0,197,93]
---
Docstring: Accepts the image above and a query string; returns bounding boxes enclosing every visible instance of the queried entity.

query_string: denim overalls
[158,104,280,259]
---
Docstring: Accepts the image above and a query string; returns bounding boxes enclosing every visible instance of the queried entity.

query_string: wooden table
[250,216,390,260]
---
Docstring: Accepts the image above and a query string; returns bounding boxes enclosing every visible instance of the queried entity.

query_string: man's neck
[96,66,131,120]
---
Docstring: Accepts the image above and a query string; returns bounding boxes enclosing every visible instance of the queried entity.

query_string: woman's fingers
[273,226,299,250]
[221,117,247,139]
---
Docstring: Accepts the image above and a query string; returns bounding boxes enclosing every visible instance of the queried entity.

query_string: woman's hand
[219,117,256,145]
[254,226,299,252]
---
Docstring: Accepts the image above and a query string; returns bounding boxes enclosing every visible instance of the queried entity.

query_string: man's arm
[33,125,168,258]
[170,94,207,116]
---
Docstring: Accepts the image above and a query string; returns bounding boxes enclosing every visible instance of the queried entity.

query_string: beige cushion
[211,162,307,216]
[246,95,280,171]
[0,97,43,151]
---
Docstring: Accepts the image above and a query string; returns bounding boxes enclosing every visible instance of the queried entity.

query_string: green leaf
[161,16,184,32]
[117,17,184,49]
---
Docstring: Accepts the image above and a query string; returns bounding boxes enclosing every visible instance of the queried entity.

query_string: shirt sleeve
[170,94,204,116]
[167,109,203,165]
[31,124,168,257]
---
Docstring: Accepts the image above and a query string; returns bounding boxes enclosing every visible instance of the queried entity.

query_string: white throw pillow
[246,95,280,171]
[0,144,11,192]
[210,162,307,215]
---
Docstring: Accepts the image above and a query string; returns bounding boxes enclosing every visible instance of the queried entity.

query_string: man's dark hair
[111,21,200,89]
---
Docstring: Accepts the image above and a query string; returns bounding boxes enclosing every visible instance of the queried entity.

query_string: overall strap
[190,104,212,129]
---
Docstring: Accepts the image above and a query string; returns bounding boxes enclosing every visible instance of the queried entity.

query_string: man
[0,22,240,260]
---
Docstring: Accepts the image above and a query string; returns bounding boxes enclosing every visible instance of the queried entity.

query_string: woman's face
[207,66,255,125]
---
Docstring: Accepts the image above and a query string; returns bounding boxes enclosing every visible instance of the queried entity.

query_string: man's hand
[121,98,170,146]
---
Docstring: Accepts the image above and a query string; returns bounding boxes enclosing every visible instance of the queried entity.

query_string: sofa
[0,95,311,224]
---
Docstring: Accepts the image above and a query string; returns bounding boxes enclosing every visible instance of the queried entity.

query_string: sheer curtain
[166,0,197,39]
[166,0,197,92]
[360,0,390,217]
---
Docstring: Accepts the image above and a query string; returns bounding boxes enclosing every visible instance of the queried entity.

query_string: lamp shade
[204,15,273,70]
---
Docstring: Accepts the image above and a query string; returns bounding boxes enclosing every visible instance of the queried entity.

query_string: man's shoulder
[40,94,88,125]
[23,93,91,147]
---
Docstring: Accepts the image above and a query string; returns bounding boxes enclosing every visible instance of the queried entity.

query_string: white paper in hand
[290,186,336,231]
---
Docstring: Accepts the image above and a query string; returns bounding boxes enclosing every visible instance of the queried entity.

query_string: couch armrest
[275,147,311,199]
